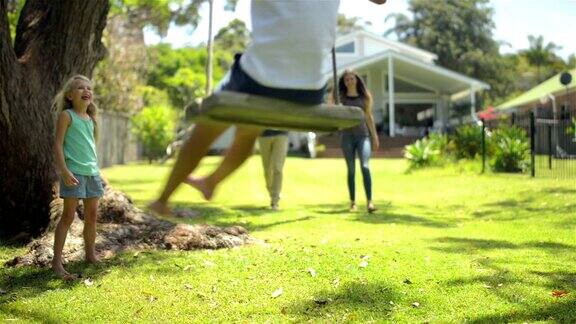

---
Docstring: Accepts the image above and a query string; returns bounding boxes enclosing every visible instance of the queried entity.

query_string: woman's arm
[364,96,380,152]
[54,111,79,186]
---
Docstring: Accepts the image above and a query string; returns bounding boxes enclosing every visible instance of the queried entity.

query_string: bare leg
[83,198,99,263]
[186,126,261,200]
[52,198,78,280]
[149,123,228,215]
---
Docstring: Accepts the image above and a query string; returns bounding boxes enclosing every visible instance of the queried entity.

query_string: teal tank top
[63,110,99,176]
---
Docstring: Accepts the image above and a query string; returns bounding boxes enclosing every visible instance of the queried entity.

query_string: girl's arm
[54,111,79,186]
[364,95,380,152]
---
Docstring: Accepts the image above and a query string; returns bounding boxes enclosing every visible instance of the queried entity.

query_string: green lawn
[1,157,575,322]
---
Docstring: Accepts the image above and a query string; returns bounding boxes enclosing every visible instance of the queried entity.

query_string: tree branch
[0,0,16,133]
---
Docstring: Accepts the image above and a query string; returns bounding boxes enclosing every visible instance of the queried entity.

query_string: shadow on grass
[468,300,576,323]
[472,188,575,222]
[436,249,576,323]
[0,251,180,320]
[307,203,453,228]
[431,237,574,254]
[286,281,398,320]
[163,203,317,233]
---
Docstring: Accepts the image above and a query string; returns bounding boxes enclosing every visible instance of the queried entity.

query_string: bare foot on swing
[148,200,172,217]
[184,176,215,201]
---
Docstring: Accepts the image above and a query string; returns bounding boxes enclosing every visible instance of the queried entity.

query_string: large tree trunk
[0,1,109,242]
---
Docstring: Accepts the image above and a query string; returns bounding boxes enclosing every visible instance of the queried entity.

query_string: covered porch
[338,51,490,137]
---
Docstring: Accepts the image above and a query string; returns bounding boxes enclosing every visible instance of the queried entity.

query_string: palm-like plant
[521,35,562,83]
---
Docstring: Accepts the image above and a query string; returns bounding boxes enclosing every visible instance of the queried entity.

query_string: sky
[144,0,576,61]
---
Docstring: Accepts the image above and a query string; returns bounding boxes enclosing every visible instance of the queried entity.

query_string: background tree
[214,18,249,55]
[386,0,515,104]
[0,1,110,241]
[0,0,236,242]
[520,35,563,83]
[337,14,370,34]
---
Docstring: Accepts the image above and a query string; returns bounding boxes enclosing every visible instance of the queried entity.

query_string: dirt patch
[6,187,254,267]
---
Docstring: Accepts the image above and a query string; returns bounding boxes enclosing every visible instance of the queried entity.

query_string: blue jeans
[341,134,372,202]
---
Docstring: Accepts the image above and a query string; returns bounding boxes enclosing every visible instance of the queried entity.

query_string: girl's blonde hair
[53,75,98,138]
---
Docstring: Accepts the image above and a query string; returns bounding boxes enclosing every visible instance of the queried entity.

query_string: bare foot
[148,200,172,217]
[183,176,215,200]
[86,255,99,264]
[52,262,78,281]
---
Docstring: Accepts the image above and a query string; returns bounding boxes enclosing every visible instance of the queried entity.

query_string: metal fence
[482,106,576,179]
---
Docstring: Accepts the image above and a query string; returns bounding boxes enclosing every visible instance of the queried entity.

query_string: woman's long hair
[52,75,98,139]
[338,70,372,103]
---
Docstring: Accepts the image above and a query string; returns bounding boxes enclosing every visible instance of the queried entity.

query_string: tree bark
[0,1,110,242]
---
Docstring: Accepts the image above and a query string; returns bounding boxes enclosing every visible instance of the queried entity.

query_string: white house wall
[364,37,389,57]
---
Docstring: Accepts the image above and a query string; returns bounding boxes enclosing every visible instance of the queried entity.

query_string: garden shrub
[404,138,440,169]
[489,125,530,173]
[452,124,483,159]
[132,105,176,162]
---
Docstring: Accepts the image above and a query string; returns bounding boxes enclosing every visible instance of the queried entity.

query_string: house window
[336,41,355,54]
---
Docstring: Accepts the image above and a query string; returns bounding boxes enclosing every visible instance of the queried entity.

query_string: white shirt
[240,0,341,90]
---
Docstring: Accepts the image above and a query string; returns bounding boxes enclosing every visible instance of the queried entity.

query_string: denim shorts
[59,173,104,199]
[219,53,327,105]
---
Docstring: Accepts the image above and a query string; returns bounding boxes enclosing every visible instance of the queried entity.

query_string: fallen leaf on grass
[203,260,216,268]
[271,288,283,298]
[552,290,569,298]
[359,261,369,268]
[313,298,331,306]
[307,268,317,277]
[332,277,340,287]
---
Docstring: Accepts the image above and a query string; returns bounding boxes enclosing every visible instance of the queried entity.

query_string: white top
[240,0,341,90]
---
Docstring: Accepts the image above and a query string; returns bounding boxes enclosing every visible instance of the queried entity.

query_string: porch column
[388,56,395,137]
[470,85,477,122]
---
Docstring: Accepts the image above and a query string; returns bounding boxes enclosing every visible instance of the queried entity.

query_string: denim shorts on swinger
[59,173,105,199]
[218,53,327,105]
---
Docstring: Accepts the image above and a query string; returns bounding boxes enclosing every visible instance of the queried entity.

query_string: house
[495,68,575,117]
[494,68,576,157]
[209,30,490,155]
[332,30,490,137]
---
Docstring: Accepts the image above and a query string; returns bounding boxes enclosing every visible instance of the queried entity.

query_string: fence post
[548,124,552,169]
[530,112,536,178]
[481,119,486,173]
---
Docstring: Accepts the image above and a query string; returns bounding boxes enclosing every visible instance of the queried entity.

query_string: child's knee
[59,211,76,226]
[82,206,99,224]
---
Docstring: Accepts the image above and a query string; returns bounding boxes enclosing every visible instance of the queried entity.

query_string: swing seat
[185,91,364,132]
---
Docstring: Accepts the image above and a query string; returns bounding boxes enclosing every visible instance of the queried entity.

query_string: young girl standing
[53,75,105,280]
